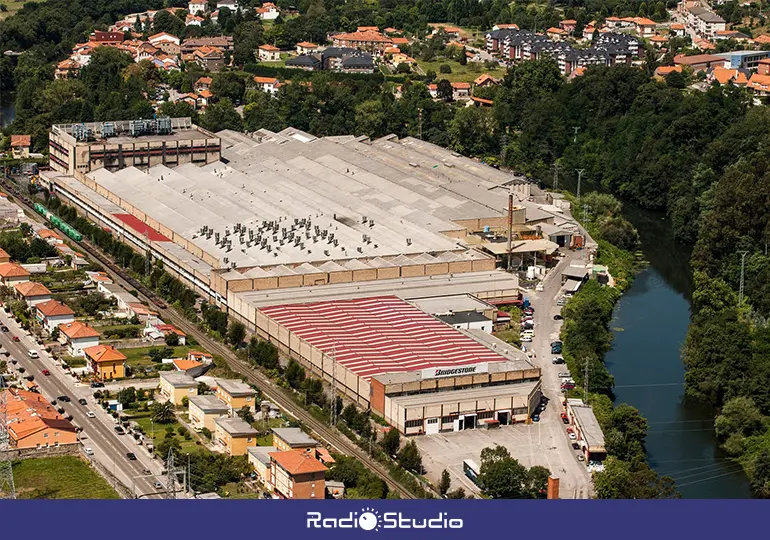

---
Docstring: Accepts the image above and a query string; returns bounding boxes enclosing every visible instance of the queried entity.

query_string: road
[0,310,167,499]
[527,243,594,498]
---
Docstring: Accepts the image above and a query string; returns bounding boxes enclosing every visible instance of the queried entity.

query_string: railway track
[4,182,416,499]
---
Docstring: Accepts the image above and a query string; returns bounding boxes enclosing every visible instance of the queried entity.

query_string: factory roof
[51,118,216,145]
[389,379,539,408]
[408,294,494,316]
[570,402,605,450]
[259,295,521,380]
[436,311,490,326]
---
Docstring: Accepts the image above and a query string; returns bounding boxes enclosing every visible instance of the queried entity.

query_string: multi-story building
[58,321,100,356]
[188,395,229,431]
[48,117,220,175]
[214,417,258,455]
[268,450,327,499]
[272,427,318,452]
[159,371,198,405]
[83,344,126,380]
[4,389,78,449]
[35,300,75,333]
[215,379,257,413]
[687,6,727,39]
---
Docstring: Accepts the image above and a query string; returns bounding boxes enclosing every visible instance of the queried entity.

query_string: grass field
[126,410,203,454]
[121,345,194,371]
[13,456,120,499]
[0,1,29,20]
[416,58,506,83]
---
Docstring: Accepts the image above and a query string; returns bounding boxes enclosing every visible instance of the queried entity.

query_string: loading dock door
[497,411,510,425]
[425,418,439,435]
[462,414,477,430]
[452,419,460,432]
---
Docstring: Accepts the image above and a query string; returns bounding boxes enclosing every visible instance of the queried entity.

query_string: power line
[739,250,749,306]
[575,169,585,201]
[674,466,746,488]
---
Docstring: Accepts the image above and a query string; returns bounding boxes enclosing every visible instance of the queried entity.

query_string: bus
[463,459,481,487]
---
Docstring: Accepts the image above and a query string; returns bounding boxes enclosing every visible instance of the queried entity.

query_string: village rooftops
[14,281,52,297]
[215,416,258,436]
[272,427,318,448]
[35,299,74,317]
[217,379,256,397]
[0,263,30,278]
[269,450,328,475]
[161,371,198,388]
[58,321,100,339]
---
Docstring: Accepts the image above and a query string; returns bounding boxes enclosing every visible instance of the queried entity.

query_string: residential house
[181,36,234,54]
[272,427,318,452]
[58,321,100,356]
[253,76,280,95]
[285,54,321,70]
[172,358,203,373]
[650,35,668,47]
[451,81,471,100]
[247,446,278,487]
[341,54,375,73]
[10,135,31,159]
[148,32,181,55]
[55,59,81,79]
[748,73,770,95]
[384,27,403,36]
[143,321,187,345]
[493,23,520,31]
[4,389,78,449]
[258,44,281,62]
[195,76,213,93]
[188,0,207,15]
[35,300,75,333]
[91,30,125,43]
[195,46,226,72]
[159,371,198,405]
[331,30,393,53]
[634,17,657,37]
[474,73,500,87]
[0,262,30,286]
[754,35,770,46]
[758,58,770,75]
[296,41,320,55]
[654,65,683,78]
[268,450,327,499]
[0,248,10,264]
[674,53,726,72]
[186,14,204,26]
[714,30,751,42]
[215,379,257,413]
[559,19,577,34]
[391,37,409,47]
[188,350,214,364]
[189,394,229,432]
[670,23,686,37]
[84,344,126,380]
[256,2,280,20]
[687,7,726,39]
[709,66,748,85]
[14,281,52,307]
[546,27,568,41]
[432,25,462,40]
[214,417,258,455]
[37,228,64,245]
[217,0,239,11]
[97,282,141,313]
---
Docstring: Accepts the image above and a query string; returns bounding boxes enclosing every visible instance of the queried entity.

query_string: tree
[449,106,496,156]
[227,320,246,346]
[199,98,243,132]
[117,386,136,407]
[151,401,175,424]
[580,192,622,217]
[285,359,305,388]
[164,332,180,346]
[211,72,247,104]
[233,20,264,65]
[355,99,387,138]
[157,432,182,458]
[396,62,411,74]
[396,441,422,472]
[197,381,210,395]
[237,405,255,424]
[598,216,639,250]
[438,469,451,496]
[459,47,467,65]
[381,427,401,456]
[436,78,453,102]
[594,457,678,499]
[439,63,452,74]
[446,487,466,499]
[477,445,529,499]
[750,449,770,498]
[181,396,189,408]
[715,396,765,440]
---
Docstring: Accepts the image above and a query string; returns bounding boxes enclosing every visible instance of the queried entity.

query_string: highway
[0,300,168,498]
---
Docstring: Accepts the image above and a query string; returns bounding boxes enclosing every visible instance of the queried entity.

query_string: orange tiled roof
[754,35,770,44]
[451,82,471,89]
[14,281,51,297]
[296,41,317,48]
[474,73,498,85]
[10,135,31,147]
[36,299,75,318]
[84,344,126,363]
[254,76,279,84]
[547,27,566,34]
[38,229,63,240]
[671,23,685,30]
[0,263,29,278]
[635,17,656,25]
[391,37,408,45]
[173,359,203,371]
[59,320,100,339]
[333,30,392,43]
[196,76,213,85]
[269,450,328,475]
[712,66,738,84]
[654,65,683,76]
[259,44,280,51]
[0,248,9,258]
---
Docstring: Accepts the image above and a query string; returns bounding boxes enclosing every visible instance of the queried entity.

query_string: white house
[14,281,53,307]
[35,300,75,334]
[58,321,101,357]
[217,0,239,11]
[188,0,207,15]
[253,76,280,95]
[258,44,281,61]
[0,262,30,286]
[256,2,280,20]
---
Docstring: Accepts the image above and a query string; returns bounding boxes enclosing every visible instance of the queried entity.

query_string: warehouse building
[256,295,541,435]
[48,117,220,175]
[44,124,574,326]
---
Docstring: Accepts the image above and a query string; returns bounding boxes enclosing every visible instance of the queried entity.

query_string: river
[604,205,751,498]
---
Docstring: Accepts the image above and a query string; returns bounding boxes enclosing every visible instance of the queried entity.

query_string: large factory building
[257,296,541,435]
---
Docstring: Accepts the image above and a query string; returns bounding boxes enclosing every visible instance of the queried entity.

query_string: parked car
[577,454,585,461]
[12,336,19,342]
[126,452,137,461]
[57,395,71,402]
[114,426,126,435]
[561,382,575,390]
[552,345,562,354]
[558,371,571,378]
[552,357,565,364]
[568,432,577,440]
[553,314,563,320]
[521,336,533,342]
[0,326,8,332]
[532,415,540,422]
[84,447,94,455]
[86,411,96,418]
[90,382,104,388]
[27,350,39,359]
[41,369,50,375]
[572,442,580,450]
[154,482,164,490]
[562,417,570,424]
[78,398,87,405]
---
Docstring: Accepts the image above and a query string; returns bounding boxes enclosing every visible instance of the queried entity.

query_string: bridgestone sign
[421,363,489,379]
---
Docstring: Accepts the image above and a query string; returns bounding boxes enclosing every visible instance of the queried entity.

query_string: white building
[35,300,75,334]
[58,321,101,357]
[216,0,239,11]
[687,6,727,38]
[188,0,207,15]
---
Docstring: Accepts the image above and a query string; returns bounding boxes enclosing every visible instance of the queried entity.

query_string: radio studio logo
[306,507,464,531]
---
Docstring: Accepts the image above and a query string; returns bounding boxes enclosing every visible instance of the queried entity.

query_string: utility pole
[500,131,508,164]
[506,183,514,272]
[573,126,580,144]
[166,449,176,500]
[417,108,423,141]
[582,205,591,226]
[575,169,585,201]
[552,163,561,191]
[0,375,16,499]
[330,344,337,427]
[739,251,749,306]
[583,359,590,404]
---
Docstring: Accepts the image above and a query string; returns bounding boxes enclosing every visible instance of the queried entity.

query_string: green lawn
[125,410,202,455]
[122,345,194,371]
[95,324,142,339]
[258,52,290,67]
[0,1,30,20]
[416,58,506,83]
[13,456,120,499]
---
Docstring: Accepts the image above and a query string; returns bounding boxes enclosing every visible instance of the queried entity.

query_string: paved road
[527,247,594,498]
[0,310,167,499]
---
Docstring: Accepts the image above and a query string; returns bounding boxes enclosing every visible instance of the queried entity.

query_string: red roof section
[259,296,514,380]
[113,214,170,242]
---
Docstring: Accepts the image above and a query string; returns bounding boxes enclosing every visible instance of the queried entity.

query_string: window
[247,397,252,402]
[477,411,494,420]
[44,433,49,438]
[512,407,528,416]
[247,437,253,442]
[441,415,458,424]
[404,419,422,428]
[427,418,438,424]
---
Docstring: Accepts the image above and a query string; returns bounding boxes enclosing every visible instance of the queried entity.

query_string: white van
[28,350,39,359]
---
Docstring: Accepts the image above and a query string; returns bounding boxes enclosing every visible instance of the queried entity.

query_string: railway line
[6,182,417,499]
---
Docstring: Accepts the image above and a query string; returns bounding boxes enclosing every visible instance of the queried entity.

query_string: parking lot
[415,413,591,499]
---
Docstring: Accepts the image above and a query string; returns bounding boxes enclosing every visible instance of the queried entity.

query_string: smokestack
[547,475,560,500]
[506,185,514,272]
